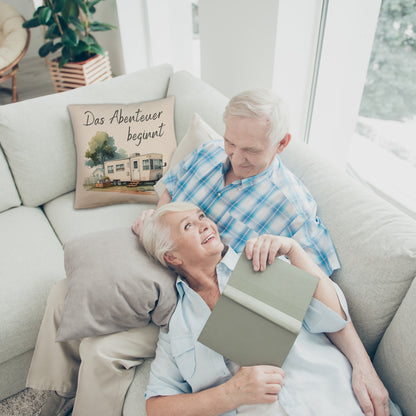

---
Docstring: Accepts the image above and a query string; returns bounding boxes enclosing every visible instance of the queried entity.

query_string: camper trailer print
[103,153,164,186]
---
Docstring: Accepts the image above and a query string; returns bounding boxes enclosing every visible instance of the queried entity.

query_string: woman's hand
[245,235,297,271]
[225,365,285,407]
[131,209,156,236]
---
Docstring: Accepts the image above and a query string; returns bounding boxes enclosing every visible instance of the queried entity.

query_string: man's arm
[245,235,390,416]
[327,323,390,416]
[132,189,172,236]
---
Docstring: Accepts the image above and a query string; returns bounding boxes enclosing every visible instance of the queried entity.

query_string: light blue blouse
[145,248,398,415]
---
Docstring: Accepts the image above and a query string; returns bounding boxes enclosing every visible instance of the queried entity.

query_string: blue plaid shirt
[162,140,340,275]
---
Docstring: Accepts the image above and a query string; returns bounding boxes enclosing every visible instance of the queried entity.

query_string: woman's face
[162,209,224,267]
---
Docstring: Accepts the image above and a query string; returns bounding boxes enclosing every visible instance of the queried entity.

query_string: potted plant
[23,0,116,92]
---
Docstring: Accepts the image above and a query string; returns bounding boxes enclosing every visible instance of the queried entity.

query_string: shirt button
[217,192,222,197]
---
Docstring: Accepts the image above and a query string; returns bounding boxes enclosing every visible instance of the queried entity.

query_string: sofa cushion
[167,71,228,144]
[123,358,153,416]
[68,97,177,209]
[0,64,173,208]
[0,145,20,213]
[373,277,416,416]
[43,191,151,244]
[280,141,416,356]
[56,227,177,341]
[154,113,222,196]
[0,206,65,364]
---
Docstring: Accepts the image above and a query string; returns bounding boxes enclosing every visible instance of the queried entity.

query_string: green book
[198,255,319,367]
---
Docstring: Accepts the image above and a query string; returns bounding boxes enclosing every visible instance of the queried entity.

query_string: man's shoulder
[191,139,225,164]
[268,158,316,211]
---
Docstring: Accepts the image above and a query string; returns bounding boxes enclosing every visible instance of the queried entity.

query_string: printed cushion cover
[68,96,176,209]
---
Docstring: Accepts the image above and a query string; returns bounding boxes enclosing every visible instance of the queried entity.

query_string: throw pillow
[154,113,223,196]
[56,227,178,342]
[68,96,177,209]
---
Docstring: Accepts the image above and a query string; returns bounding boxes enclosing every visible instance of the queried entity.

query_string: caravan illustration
[100,153,164,187]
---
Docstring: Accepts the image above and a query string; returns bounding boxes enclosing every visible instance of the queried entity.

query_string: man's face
[163,209,224,267]
[224,116,279,179]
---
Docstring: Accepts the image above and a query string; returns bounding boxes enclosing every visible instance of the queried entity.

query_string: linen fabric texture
[154,112,221,197]
[68,96,177,209]
[56,227,178,342]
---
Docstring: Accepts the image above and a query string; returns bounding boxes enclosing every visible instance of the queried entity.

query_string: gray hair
[140,202,200,267]
[223,89,290,145]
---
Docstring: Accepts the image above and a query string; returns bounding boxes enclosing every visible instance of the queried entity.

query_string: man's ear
[164,252,183,266]
[276,133,291,154]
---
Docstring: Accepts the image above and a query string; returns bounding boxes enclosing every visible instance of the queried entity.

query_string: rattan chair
[0,2,30,103]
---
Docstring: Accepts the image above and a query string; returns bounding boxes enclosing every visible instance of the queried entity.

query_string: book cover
[198,255,319,367]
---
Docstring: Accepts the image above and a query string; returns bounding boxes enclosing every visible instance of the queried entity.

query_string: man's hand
[131,209,156,236]
[245,235,296,272]
[352,364,390,416]
[225,365,284,408]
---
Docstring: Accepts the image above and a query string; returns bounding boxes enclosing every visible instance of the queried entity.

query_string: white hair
[223,89,290,145]
[140,202,200,267]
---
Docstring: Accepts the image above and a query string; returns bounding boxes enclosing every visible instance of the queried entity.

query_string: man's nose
[232,148,245,164]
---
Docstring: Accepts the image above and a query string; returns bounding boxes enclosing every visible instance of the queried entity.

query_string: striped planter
[47,52,112,93]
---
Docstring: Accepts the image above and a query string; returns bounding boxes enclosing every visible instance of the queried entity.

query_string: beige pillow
[56,227,178,341]
[68,97,177,209]
[154,113,222,196]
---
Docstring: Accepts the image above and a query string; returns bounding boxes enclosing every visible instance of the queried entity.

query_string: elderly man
[134,89,338,276]
[28,90,388,416]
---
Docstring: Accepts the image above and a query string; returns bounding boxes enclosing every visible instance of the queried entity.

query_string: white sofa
[0,64,415,416]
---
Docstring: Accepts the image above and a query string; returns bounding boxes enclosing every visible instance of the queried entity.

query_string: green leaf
[74,0,88,14]
[22,17,41,28]
[39,7,52,24]
[51,42,63,53]
[89,43,105,56]
[89,22,114,32]
[69,16,85,32]
[61,45,72,59]
[59,55,69,68]
[38,41,54,57]
[44,23,59,39]
[62,0,79,21]
[53,0,65,13]
[62,28,79,46]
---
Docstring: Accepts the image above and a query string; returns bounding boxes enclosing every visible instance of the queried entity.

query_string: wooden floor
[0,56,56,105]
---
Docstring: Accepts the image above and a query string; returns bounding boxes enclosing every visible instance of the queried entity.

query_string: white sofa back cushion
[167,70,229,142]
[281,141,416,357]
[0,64,173,207]
[0,146,20,212]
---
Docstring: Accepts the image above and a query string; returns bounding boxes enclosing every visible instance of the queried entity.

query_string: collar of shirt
[220,155,280,189]
[175,246,240,297]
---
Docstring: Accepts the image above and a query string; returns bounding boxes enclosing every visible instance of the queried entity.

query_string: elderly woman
[140,202,400,416]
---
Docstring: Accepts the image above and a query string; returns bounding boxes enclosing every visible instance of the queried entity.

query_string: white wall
[146,0,194,72]
[199,0,280,98]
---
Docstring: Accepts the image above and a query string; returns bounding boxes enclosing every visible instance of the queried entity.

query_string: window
[348,0,416,218]
[116,164,125,171]
[154,159,163,169]
[133,160,138,169]
[107,165,114,174]
[143,159,149,170]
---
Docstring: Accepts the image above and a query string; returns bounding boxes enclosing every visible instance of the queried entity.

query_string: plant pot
[47,52,112,93]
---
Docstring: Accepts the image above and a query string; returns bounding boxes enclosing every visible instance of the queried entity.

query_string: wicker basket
[47,52,112,93]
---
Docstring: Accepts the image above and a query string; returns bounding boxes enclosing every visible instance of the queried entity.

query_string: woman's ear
[164,252,183,266]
